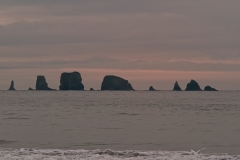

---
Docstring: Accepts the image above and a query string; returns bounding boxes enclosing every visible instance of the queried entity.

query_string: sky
[0,0,240,90]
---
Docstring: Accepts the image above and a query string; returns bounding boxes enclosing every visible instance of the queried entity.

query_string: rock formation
[101,75,134,91]
[59,72,84,90]
[28,87,33,91]
[90,88,94,91]
[173,81,182,91]
[204,86,218,91]
[185,80,202,91]
[36,76,53,90]
[8,80,16,90]
[149,86,156,91]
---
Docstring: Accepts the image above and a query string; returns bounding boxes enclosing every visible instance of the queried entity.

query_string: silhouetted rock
[149,86,156,91]
[59,72,84,90]
[90,88,94,91]
[28,87,33,91]
[101,75,134,91]
[36,76,53,90]
[8,80,16,90]
[185,80,202,91]
[173,81,182,91]
[204,86,218,91]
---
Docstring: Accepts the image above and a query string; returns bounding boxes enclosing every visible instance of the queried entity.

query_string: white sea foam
[0,148,238,160]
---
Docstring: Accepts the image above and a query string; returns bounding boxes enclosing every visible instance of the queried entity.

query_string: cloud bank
[0,0,240,90]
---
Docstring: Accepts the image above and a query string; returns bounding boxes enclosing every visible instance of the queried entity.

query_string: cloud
[0,1,240,89]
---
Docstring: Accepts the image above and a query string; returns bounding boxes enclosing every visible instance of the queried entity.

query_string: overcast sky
[0,0,240,90]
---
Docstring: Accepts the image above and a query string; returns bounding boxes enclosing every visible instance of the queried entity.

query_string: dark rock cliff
[36,76,53,90]
[204,86,218,91]
[59,72,84,90]
[185,80,202,91]
[101,75,134,91]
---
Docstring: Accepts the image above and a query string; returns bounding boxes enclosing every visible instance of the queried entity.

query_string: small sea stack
[8,80,16,90]
[28,87,34,91]
[59,72,84,90]
[204,86,218,91]
[90,88,95,91]
[173,81,182,91]
[149,86,156,91]
[36,76,53,90]
[101,75,134,91]
[185,80,202,91]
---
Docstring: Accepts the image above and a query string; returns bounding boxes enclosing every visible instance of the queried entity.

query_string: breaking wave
[0,148,239,160]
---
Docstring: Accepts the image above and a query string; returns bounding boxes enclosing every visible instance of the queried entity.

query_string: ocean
[0,91,240,159]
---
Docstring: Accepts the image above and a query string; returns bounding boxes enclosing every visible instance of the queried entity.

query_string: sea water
[0,91,240,159]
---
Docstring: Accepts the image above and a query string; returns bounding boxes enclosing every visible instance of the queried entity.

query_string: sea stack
[8,80,16,90]
[173,81,182,91]
[185,80,202,91]
[204,86,218,91]
[149,86,156,91]
[59,72,84,90]
[36,76,53,90]
[90,88,94,91]
[101,75,134,91]
[28,87,33,91]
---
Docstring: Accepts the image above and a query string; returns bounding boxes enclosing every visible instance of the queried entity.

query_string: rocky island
[36,76,54,90]
[59,72,84,90]
[185,80,202,91]
[101,75,134,91]
[149,86,156,91]
[204,86,218,91]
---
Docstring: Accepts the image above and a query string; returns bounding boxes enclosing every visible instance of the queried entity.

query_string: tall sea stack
[101,75,134,91]
[59,72,84,90]
[185,80,202,91]
[36,76,53,90]
[8,80,16,90]
[173,81,182,91]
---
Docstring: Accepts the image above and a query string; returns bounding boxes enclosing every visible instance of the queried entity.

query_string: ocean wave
[0,148,239,160]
